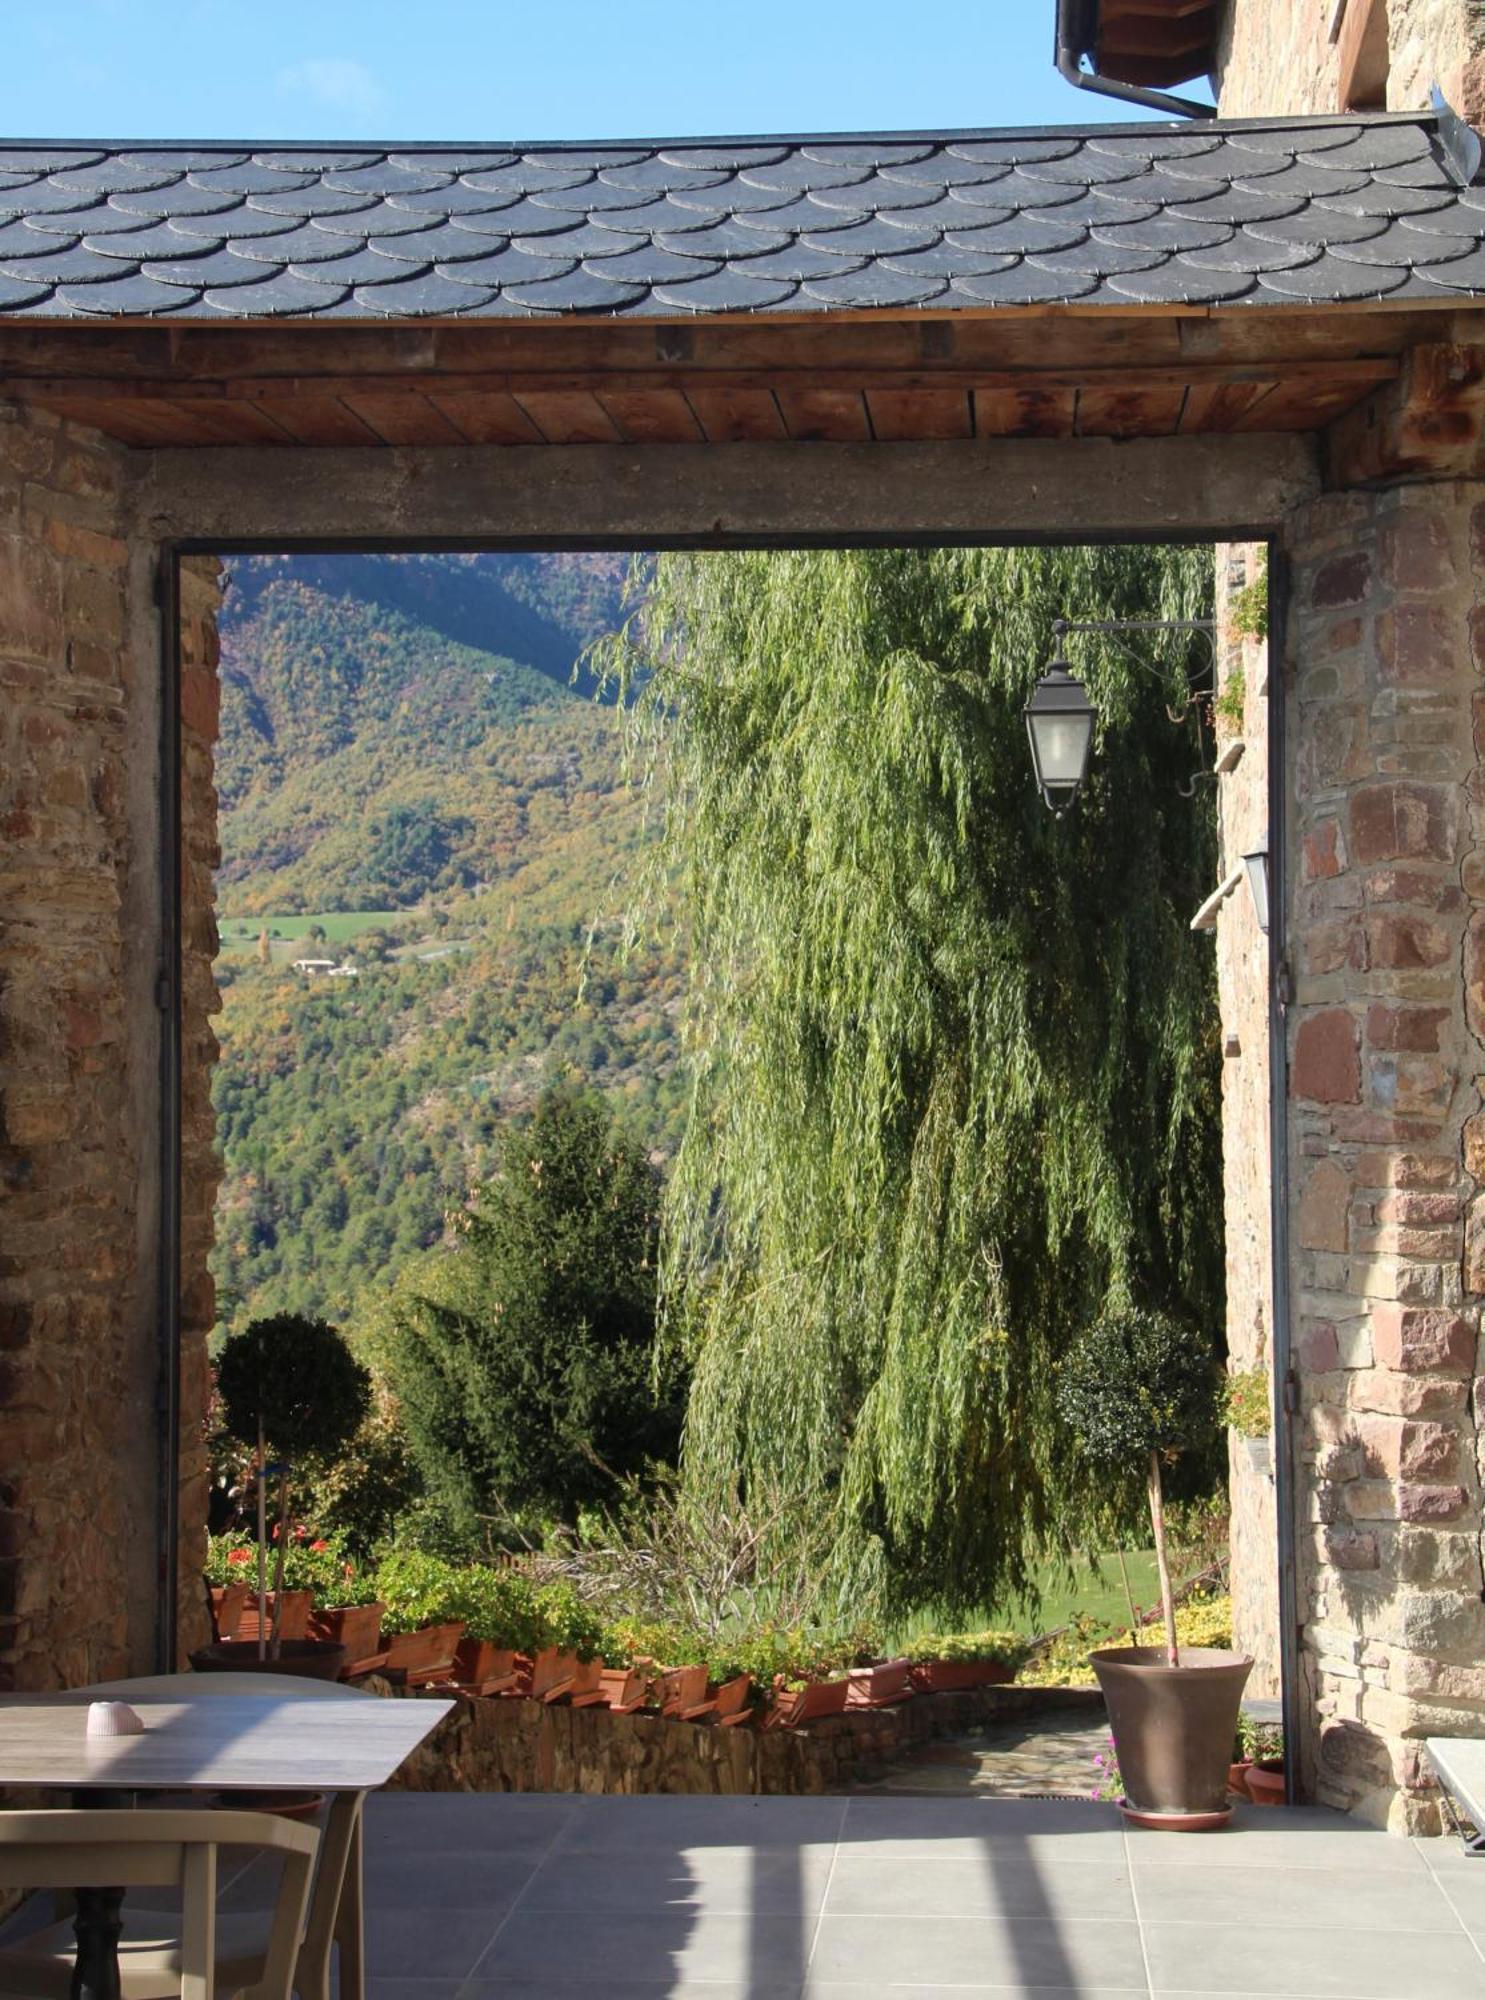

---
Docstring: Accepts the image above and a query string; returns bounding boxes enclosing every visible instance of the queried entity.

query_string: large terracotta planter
[713,1673,755,1725]
[1091,1645,1253,1830]
[452,1638,530,1696]
[308,1601,385,1670]
[189,1637,347,1680]
[909,1659,1014,1695]
[765,1677,850,1728]
[846,1659,914,1709]
[208,1583,250,1640]
[1246,1757,1287,1806]
[233,1590,314,1643]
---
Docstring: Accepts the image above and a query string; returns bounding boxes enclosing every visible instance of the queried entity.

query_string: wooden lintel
[1325,343,1485,487]
[2,357,1400,406]
[136,432,1319,547]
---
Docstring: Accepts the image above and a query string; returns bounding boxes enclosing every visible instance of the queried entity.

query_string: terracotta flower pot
[208,1582,250,1640]
[189,1637,347,1680]
[308,1601,384,1668]
[766,1677,850,1728]
[846,1658,914,1709]
[1245,1757,1287,1806]
[233,1589,314,1643]
[1227,1759,1254,1801]
[712,1673,754,1725]
[909,1659,1015,1694]
[1091,1645,1254,1830]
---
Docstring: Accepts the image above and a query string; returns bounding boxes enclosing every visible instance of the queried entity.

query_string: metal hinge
[155,972,173,1013]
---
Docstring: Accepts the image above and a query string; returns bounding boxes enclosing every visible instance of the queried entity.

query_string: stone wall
[0,403,220,1690]
[1214,543,1282,1699]
[1217,0,1484,116]
[386,1684,1104,1797]
[1282,482,1485,1831]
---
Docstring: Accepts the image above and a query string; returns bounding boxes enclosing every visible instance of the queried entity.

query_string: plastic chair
[0,1808,317,2000]
[72,1675,374,2000]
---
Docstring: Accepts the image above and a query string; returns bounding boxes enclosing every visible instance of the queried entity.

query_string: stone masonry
[0,400,219,1692]
[1219,0,1485,120]
[1283,483,1485,1831]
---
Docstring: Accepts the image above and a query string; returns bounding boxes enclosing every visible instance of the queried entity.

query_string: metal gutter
[1266,539,1302,1802]
[1055,0,1217,121]
[154,547,182,1675]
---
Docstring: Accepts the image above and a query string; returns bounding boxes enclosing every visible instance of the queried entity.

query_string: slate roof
[0,114,1483,320]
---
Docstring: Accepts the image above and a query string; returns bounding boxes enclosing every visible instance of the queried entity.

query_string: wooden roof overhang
[0,295,1480,454]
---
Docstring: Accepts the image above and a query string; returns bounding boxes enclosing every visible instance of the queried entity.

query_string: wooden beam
[1325,344,1485,486]
[136,433,1319,547]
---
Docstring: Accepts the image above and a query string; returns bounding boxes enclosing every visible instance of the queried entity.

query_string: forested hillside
[210,553,683,1339]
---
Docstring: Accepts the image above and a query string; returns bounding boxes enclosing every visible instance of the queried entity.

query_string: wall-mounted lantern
[1243,834,1270,935]
[1023,648,1096,818]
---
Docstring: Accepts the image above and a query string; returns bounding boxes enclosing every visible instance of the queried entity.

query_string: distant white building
[290,957,337,975]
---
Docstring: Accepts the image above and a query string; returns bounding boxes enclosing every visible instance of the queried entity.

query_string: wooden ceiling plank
[336,390,467,447]
[865,388,974,441]
[422,390,543,445]
[972,387,1077,437]
[248,394,382,447]
[684,387,788,442]
[775,389,871,442]
[1232,377,1379,432]
[1179,379,1277,433]
[511,390,622,445]
[1076,385,1187,438]
[597,389,704,445]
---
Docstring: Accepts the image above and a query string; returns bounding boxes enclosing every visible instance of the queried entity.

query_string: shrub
[1224,1366,1271,1439]
[910,1629,1030,1669]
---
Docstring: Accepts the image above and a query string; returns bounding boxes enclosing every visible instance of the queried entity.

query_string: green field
[888,1549,1161,1649]
[217,910,403,957]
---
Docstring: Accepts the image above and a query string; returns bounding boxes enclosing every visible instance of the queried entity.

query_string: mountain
[210,552,684,1340]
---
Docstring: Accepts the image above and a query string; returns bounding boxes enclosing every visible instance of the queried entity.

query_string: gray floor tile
[362,1904,508,1978]
[1143,1918,1485,1997]
[558,1795,847,1852]
[362,1791,578,1854]
[360,1846,538,1910]
[522,1844,835,1915]
[842,1798,1118,1843]
[1427,1864,1485,1936]
[468,1984,799,2000]
[365,1985,464,2000]
[477,1905,814,1984]
[825,1851,1135,1922]
[805,1988,1145,1998]
[1132,1858,1462,1932]
[809,1912,1149,1990]
[1126,1810,1428,1873]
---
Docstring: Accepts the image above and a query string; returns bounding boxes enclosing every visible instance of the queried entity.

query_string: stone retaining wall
[383,1684,1104,1797]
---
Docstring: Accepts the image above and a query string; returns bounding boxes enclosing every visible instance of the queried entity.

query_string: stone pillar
[1283,480,1485,1832]
[0,402,221,1688]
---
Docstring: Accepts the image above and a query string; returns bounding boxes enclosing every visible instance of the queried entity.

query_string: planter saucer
[1118,1802,1232,1833]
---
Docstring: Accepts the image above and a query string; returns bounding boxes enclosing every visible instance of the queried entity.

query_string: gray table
[0,1693,454,2000]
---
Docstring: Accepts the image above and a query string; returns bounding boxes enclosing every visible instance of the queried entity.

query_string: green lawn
[888,1549,1161,1649]
[217,910,403,956]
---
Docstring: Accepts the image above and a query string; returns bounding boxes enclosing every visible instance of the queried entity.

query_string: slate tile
[655,216,792,256]
[435,246,581,286]
[110,182,245,216]
[799,215,942,255]
[245,184,382,217]
[51,162,182,195]
[530,149,649,170]
[1168,185,1308,223]
[374,220,523,261]
[524,179,674,213]
[804,171,952,211]
[879,155,1014,190]
[576,243,723,283]
[1325,218,1478,266]
[802,142,935,165]
[1257,254,1411,298]
[54,202,162,235]
[450,195,589,236]
[0,217,82,256]
[943,212,1088,254]
[1181,229,1325,272]
[223,221,364,264]
[1228,120,1362,154]
[145,245,293,287]
[80,219,223,258]
[200,271,351,315]
[946,138,1081,164]
[309,202,448,239]
[722,195,870,232]
[1010,187,1164,227]
[287,245,435,285]
[656,144,791,169]
[388,151,519,173]
[1024,238,1167,276]
[382,183,525,215]
[1231,160,1373,197]
[1091,213,1233,253]
[1086,167,1228,206]
[324,163,455,195]
[596,159,734,192]
[1018,151,1161,187]
[800,265,948,306]
[462,163,594,194]
[0,172,44,191]
[1376,157,1465,188]
[509,219,645,257]
[186,165,319,194]
[1244,206,1391,244]
[730,243,869,279]
[0,149,105,172]
[1106,262,1260,302]
[650,269,801,310]
[951,264,1099,303]
[1088,130,1226,160]
[179,201,322,238]
[1194,138,1296,182]
[878,240,1019,276]
[0,180,108,215]
[1305,123,1437,170]
[0,274,54,309]
[2,244,150,284]
[122,149,250,170]
[1411,246,1485,292]
[1310,180,1457,217]
[496,268,651,311]
[56,272,202,313]
[351,271,494,314]
[738,159,875,193]
[252,151,383,171]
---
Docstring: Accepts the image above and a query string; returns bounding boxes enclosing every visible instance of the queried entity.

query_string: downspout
[1054,0,1217,121]
[154,548,183,1674]
[1265,541,1302,1802]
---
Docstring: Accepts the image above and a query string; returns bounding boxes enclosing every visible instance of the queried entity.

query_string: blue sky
[11,2,1209,143]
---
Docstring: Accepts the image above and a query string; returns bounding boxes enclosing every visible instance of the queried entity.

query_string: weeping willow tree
[596,543,1223,1616]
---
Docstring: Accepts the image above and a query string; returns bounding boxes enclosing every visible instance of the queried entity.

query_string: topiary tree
[216,1312,371,1655]
[1057,1305,1219,1666]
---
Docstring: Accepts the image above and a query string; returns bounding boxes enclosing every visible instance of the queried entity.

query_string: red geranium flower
[227,1548,253,1566]
[309,1539,328,1552]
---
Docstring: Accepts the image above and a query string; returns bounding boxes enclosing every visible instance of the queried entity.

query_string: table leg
[68,1788,131,2000]
[298,1791,365,2000]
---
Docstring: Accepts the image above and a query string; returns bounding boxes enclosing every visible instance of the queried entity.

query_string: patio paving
[251,1790,1485,1997]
